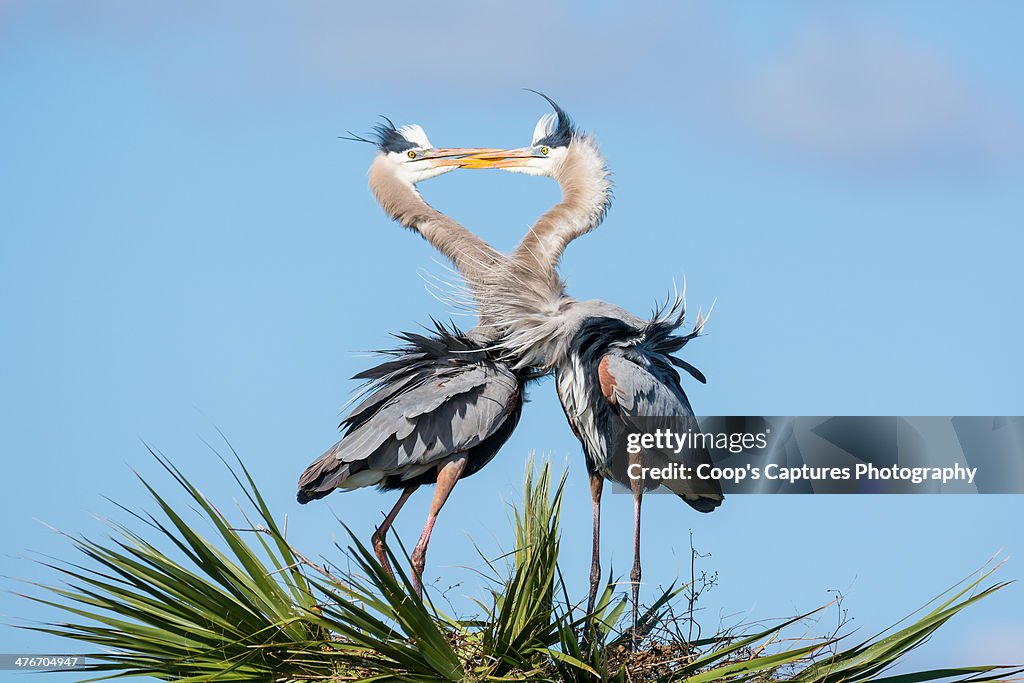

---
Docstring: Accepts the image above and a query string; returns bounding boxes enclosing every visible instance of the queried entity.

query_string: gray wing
[600,352,723,510]
[298,359,519,501]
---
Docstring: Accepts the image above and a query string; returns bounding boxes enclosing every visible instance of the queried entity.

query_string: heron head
[460,91,577,176]
[351,119,502,184]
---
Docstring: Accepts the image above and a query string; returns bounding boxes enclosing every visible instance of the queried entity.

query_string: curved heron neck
[482,138,611,369]
[368,156,499,285]
[513,135,611,274]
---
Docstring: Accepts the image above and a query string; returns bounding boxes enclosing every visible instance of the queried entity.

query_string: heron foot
[587,563,601,612]
[371,528,395,579]
[410,545,426,598]
[630,564,641,651]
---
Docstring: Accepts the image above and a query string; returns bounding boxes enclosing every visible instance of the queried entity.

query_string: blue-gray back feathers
[297,322,524,503]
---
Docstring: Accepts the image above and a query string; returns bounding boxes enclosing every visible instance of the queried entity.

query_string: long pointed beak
[423,147,506,167]
[458,147,539,169]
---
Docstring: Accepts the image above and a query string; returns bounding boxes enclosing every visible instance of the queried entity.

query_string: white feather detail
[398,124,432,149]
[531,113,557,145]
[338,469,385,490]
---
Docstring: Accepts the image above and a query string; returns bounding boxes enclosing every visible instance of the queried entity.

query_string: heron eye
[407,150,417,159]
[541,146,549,155]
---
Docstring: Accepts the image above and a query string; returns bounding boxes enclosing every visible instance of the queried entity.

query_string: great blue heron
[453,96,724,642]
[296,124,527,595]
[299,105,722,639]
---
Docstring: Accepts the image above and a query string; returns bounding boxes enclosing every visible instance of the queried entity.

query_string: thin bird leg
[629,458,645,651]
[371,485,417,580]
[410,453,469,597]
[586,472,604,618]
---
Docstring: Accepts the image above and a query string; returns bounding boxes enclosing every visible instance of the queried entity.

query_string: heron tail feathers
[678,492,724,513]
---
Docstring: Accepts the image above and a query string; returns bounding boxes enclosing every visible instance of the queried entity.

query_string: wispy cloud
[717,22,1024,172]
[4,1,701,93]
[6,2,1022,174]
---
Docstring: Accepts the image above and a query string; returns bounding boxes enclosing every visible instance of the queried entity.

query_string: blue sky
[2,1,1023,675]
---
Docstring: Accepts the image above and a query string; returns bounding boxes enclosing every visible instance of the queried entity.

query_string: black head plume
[525,89,575,148]
[372,117,419,153]
[339,116,417,153]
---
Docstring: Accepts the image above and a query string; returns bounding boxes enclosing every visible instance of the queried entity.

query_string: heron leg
[410,453,469,597]
[372,485,417,580]
[586,472,604,618]
[629,464,644,651]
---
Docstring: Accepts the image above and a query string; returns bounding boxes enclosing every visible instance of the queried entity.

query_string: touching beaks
[457,148,540,169]
[420,147,506,167]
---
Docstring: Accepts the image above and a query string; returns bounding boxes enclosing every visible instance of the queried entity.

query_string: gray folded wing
[297,354,519,500]
[600,351,723,510]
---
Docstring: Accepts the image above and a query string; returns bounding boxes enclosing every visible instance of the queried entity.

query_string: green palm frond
[23,449,329,681]
[19,451,1023,683]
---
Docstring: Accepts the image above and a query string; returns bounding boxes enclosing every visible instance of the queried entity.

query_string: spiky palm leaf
[19,451,1022,683]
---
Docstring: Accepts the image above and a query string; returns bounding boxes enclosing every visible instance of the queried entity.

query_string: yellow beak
[423,147,507,167]
[457,148,539,169]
